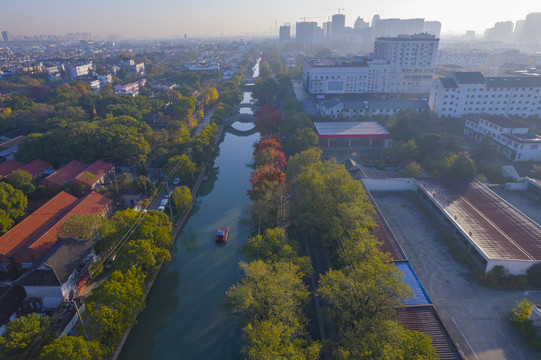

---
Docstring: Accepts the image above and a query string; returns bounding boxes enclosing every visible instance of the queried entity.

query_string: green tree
[0,313,52,360]
[58,214,114,240]
[84,267,146,349]
[446,151,476,179]
[115,239,171,273]
[399,161,422,178]
[0,182,27,234]
[475,136,498,162]
[530,164,541,179]
[240,228,296,263]
[171,186,191,213]
[132,176,155,197]
[6,169,35,194]
[285,128,319,155]
[40,336,104,360]
[243,320,321,360]
[386,139,420,163]
[163,154,197,183]
[227,260,310,326]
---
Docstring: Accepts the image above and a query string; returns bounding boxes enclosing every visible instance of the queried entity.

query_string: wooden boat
[216,227,229,243]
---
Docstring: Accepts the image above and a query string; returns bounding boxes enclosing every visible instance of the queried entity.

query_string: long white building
[429,71,541,118]
[464,114,541,161]
[303,33,439,95]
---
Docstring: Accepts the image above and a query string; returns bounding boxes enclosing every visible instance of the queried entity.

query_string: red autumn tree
[247,165,287,199]
[253,138,283,158]
[255,105,281,134]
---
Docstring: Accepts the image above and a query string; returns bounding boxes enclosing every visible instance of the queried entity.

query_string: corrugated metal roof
[419,179,541,261]
[397,305,463,360]
[313,121,391,138]
[396,262,431,306]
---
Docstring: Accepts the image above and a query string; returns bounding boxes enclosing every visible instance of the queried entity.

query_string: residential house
[0,191,113,271]
[71,160,114,196]
[15,237,98,309]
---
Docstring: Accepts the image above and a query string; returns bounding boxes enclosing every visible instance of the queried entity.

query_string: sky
[1,0,540,38]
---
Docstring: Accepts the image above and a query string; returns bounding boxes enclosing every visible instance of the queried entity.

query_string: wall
[529,305,541,327]
[24,286,63,309]
[361,178,418,192]
[504,182,527,191]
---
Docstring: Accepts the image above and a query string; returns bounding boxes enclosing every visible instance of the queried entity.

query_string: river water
[119,61,260,360]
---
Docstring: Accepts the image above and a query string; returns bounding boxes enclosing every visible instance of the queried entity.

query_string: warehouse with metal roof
[416,179,541,274]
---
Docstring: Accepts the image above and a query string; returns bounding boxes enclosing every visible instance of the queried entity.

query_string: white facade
[464,115,541,161]
[429,71,541,118]
[69,62,93,78]
[318,98,429,119]
[303,33,439,95]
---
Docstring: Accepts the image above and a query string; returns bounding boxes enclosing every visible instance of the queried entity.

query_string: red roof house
[41,160,88,188]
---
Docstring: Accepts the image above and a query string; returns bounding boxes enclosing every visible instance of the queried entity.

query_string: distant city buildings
[429,71,541,118]
[279,25,291,42]
[303,33,439,95]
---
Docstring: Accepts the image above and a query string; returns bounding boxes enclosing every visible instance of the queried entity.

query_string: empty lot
[373,192,541,360]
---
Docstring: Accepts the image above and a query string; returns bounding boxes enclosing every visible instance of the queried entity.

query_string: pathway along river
[119,61,260,360]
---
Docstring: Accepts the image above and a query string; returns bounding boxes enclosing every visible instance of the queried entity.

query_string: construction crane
[299,16,328,22]
[321,8,345,14]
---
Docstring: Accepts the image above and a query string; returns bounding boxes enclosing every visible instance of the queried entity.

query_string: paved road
[292,80,318,115]
[195,105,216,135]
[373,192,541,360]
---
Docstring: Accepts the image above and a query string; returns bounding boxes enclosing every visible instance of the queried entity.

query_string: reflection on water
[119,124,259,360]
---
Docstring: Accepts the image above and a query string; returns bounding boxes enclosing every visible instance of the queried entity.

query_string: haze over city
[1,0,540,37]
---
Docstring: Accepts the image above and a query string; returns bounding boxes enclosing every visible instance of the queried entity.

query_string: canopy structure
[313,121,390,147]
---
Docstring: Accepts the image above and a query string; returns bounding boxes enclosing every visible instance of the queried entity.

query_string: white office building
[429,71,541,118]
[464,114,541,161]
[303,33,439,95]
[69,62,93,78]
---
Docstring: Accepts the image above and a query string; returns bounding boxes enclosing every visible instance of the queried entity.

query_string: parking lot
[372,192,541,360]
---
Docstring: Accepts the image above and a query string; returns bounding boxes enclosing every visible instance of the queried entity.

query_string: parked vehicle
[160,199,169,207]
[172,178,181,185]
[158,206,165,212]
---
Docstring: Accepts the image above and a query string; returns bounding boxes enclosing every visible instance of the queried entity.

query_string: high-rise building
[1,31,9,42]
[296,21,318,44]
[331,14,345,35]
[520,13,541,44]
[303,33,439,95]
[279,25,290,42]
[423,21,442,37]
[484,21,514,42]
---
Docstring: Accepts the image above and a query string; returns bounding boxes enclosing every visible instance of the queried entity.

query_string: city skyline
[0,0,540,38]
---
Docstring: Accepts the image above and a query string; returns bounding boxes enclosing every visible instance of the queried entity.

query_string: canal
[119,61,260,360]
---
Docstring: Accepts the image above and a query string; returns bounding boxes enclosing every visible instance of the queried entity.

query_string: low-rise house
[41,160,88,189]
[0,158,52,181]
[72,160,114,196]
[317,98,429,119]
[0,191,113,271]
[0,135,25,161]
[464,114,541,161]
[15,237,97,309]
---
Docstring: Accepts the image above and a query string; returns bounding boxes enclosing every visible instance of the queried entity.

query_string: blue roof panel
[396,262,431,306]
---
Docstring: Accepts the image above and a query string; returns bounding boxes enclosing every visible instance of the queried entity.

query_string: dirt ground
[373,191,541,360]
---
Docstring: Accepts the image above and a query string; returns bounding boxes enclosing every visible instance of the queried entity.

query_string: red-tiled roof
[20,159,52,178]
[0,192,78,261]
[397,306,462,360]
[73,160,113,187]
[0,160,23,178]
[17,192,113,263]
[42,160,88,187]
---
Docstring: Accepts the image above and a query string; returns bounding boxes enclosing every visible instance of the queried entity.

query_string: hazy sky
[1,0,540,37]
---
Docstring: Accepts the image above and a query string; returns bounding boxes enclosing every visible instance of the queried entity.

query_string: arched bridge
[223,113,257,127]
[228,103,260,116]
